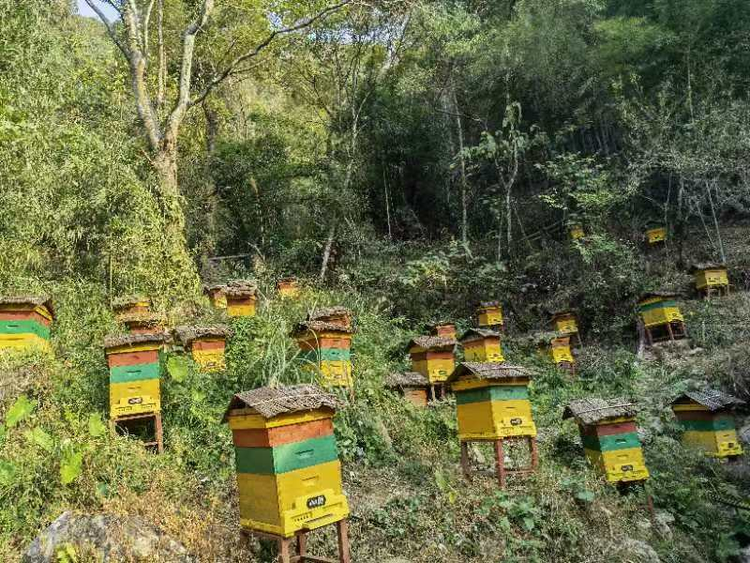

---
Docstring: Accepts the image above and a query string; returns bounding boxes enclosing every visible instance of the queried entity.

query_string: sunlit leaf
[6,395,36,427]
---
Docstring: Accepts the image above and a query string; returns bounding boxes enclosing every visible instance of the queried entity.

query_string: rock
[739,423,750,445]
[739,544,750,563]
[619,538,661,563]
[23,511,196,563]
[654,511,674,540]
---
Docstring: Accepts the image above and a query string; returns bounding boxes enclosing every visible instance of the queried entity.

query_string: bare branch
[143,0,157,53]
[83,0,128,58]
[190,1,351,107]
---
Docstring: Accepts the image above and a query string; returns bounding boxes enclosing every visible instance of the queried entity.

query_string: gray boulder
[23,511,196,562]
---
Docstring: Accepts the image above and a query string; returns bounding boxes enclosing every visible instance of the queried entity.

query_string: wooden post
[155,413,164,454]
[530,437,539,469]
[494,439,506,489]
[460,441,471,481]
[278,537,291,563]
[297,532,307,557]
[337,519,351,563]
[666,322,675,342]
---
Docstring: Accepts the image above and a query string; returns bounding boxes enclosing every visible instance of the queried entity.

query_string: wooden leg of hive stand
[296,532,307,557]
[666,322,674,341]
[155,413,164,454]
[494,440,506,489]
[337,519,351,563]
[530,437,539,470]
[278,536,292,563]
[460,441,471,481]
[646,328,653,346]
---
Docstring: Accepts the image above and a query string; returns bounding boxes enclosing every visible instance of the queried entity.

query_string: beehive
[277,278,301,299]
[225,280,258,317]
[407,335,456,385]
[569,224,585,240]
[204,284,228,309]
[476,301,503,330]
[690,263,729,295]
[430,322,457,340]
[448,363,536,440]
[112,295,151,320]
[174,325,231,372]
[308,307,353,331]
[563,398,649,484]
[551,310,579,338]
[460,329,504,363]
[0,296,54,353]
[671,389,744,458]
[385,372,430,407]
[119,313,165,334]
[637,291,686,343]
[292,320,353,388]
[223,385,349,538]
[646,226,667,245]
[534,332,575,370]
[104,332,165,419]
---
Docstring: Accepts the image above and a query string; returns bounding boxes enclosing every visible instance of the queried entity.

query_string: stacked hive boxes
[637,291,686,342]
[223,385,349,537]
[104,333,165,419]
[225,281,258,317]
[174,325,231,372]
[0,296,54,352]
[690,263,729,296]
[564,398,649,484]
[448,363,536,440]
[476,301,503,330]
[293,307,354,388]
[671,389,744,458]
[460,329,504,363]
[407,336,456,386]
[551,310,580,344]
[385,372,430,407]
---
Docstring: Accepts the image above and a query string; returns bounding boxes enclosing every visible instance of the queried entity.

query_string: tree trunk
[451,86,469,250]
[319,224,336,282]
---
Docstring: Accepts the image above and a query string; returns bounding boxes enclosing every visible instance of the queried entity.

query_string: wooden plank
[233,419,334,448]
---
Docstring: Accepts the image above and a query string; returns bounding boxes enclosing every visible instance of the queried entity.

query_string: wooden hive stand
[111,411,164,454]
[448,362,539,489]
[224,385,352,563]
[637,292,687,346]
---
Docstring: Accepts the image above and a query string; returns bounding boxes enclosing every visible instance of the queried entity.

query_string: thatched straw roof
[203,283,226,294]
[689,262,727,273]
[291,320,354,337]
[104,332,166,350]
[406,336,456,352]
[447,362,532,384]
[0,295,54,318]
[224,280,257,299]
[118,313,164,326]
[563,398,638,425]
[477,300,501,308]
[638,290,681,301]
[385,372,429,389]
[222,384,340,421]
[173,325,231,347]
[112,295,151,309]
[671,389,744,412]
[309,306,351,320]
[460,328,501,343]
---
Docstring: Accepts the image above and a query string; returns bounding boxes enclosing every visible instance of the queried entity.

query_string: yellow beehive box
[460,328,504,363]
[646,226,667,245]
[174,325,231,372]
[292,320,354,388]
[690,263,729,295]
[225,280,258,317]
[533,332,575,370]
[385,372,430,407]
[551,310,579,337]
[448,363,536,440]
[569,224,585,240]
[0,295,55,354]
[204,284,228,309]
[671,389,744,458]
[276,277,301,299]
[637,291,687,344]
[222,385,349,538]
[407,335,456,385]
[112,295,151,320]
[476,301,503,330]
[563,398,649,484]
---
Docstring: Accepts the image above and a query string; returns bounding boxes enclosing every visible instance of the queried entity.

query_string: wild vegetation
[2,0,750,561]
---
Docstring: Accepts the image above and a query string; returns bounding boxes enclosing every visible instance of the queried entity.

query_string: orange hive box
[112,295,151,320]
[174,324,231,372]
[430,322,457,340]
[0,295,54,353]
[276,278,301,299]
[385,371,430,407]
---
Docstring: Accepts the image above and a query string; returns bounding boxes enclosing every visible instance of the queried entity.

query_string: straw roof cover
[671,389,744,412]
[689,262,727,273]
[173,325,231,347]
[0,295,54,318]
[291,320,354,337]
[406,335,456,352]
[639,290,681,301]
[385,372,429,389]
[203,283,227,294]
[308,306,351,321]
[477,300,501,308]
[460,328,501,343]
[224,280,257,298]
[112,295,151,309]
[222,384,340,422]
[563,398,638,425]
[104,332,166,350]
[118,312,165,326]
[447,362,532,384]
